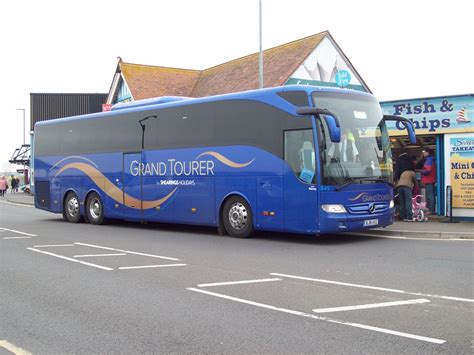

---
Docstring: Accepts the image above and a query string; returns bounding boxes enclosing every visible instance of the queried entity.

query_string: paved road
[1,200,473,354]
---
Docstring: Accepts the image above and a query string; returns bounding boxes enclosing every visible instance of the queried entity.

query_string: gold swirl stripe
[196,151,255,168]
[54,162,177,210]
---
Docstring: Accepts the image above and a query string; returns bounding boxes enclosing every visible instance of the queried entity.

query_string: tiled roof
[117,31,328,100]
[119,63,201,100]
[193,32,327,97]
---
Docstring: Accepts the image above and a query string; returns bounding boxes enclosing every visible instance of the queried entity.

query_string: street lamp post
[16,108,25,145]
[259,0,263,88]
[16,108,26,184]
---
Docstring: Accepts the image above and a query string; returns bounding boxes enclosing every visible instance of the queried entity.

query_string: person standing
[0,176,7,197]
[421,148,436,214]
[396,168,418,221]
[10,175,17,193]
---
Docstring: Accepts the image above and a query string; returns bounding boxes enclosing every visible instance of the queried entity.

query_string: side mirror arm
[383,115,416,144]
[296,107,341,143]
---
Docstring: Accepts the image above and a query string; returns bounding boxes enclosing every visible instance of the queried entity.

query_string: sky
[1,0,473,173]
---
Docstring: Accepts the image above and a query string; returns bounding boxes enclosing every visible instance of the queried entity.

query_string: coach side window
[284,129,316,184]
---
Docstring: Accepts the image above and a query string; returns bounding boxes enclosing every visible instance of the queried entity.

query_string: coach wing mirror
[296,107,341,143]
[383,115,416,144]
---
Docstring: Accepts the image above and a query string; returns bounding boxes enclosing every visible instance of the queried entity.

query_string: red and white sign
[102,103,113,112]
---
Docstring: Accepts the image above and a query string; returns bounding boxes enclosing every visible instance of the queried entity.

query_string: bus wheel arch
[62,190,83,223]
[220,194,254,238]
[85,190,106,225]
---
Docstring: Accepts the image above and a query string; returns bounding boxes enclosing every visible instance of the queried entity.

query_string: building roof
[192,32,326,97]
[113,31,347,101]
[119,63,201,100]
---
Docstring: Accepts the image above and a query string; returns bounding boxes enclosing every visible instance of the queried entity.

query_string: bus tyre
[223,196,254,238]
[63,191,82,223]
[86,192,105,225]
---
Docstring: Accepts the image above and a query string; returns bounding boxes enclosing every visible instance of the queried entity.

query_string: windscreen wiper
[359,177,394,187]
[335,178,358,191]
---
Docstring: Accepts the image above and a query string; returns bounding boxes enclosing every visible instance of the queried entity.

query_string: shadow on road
[41,216,378,245]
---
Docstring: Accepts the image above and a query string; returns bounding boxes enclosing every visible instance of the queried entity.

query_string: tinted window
[277,91,309,107]
[284,129,316,183]
[35,98,313,158]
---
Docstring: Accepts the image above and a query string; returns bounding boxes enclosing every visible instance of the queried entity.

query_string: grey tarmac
[1,200,473,354]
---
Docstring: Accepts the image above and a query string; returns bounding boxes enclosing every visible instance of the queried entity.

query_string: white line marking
[118,264,187,270]
[187,288,445,344]
[74,253,127,258]
[270,273,474,303]
[348,232,473,241]
[0,339,32,355]
[312,299,430,313]
[371,235,473,241]
[33,244,75,248]
[271,273,406,293]
[0,201,35,208]
[3,236,32,239]
[335,320,445,344]
[74,242,180,261]
[0,227,37,237]
[198,278,282,288]
[27,247,113,271]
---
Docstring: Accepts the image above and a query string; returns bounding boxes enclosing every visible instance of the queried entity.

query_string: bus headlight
[389,200,395,209]
[321,204,347,213]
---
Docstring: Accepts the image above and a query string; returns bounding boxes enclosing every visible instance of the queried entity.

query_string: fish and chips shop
[381,94,474,219]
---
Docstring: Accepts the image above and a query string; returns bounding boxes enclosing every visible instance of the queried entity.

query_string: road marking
[74,253,127,258]
[0,340,32,355]
[33,244,75,248]
[0,227,37,237]
[74,242,181,261]
[348,232,473,241]
[187,288,445,344]
[271,273,474,303]
[371,236,473,241]
[0,201,34,208]
[198,278,282,288]
[3,236,32,239]
[27,247,113,271]
[312,299,430,313]
[118,264,187,270]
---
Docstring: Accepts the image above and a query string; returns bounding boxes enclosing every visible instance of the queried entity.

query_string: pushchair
[412,195,428,222]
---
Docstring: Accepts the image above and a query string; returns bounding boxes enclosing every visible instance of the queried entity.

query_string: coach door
[283,129,319,233]
[123,153,143,220]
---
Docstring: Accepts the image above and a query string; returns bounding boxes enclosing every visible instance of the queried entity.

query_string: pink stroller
[412,195,428,222]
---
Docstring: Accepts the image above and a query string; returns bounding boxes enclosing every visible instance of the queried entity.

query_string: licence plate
[363,219,378,227]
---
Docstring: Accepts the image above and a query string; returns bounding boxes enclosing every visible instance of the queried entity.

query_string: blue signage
[335,70,351,87]
[381,95,473,135]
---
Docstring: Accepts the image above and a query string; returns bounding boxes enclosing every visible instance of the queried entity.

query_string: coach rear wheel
[222,196,254,238]
[63,191,82,223]
[86,192,105,225]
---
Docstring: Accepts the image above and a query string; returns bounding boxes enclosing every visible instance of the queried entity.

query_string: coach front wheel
[222,196,254,238]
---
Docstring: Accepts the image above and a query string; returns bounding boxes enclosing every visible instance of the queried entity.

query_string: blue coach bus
[34,85,415,237]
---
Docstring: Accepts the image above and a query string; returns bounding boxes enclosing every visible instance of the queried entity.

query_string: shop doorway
[391,135,439,215]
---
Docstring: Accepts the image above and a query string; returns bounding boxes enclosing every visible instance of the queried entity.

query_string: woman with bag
[0,176,7,197]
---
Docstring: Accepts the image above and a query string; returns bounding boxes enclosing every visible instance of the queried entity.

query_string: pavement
[3,192,473,239]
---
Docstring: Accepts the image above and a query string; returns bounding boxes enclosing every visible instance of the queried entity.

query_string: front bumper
[318,210,394,234]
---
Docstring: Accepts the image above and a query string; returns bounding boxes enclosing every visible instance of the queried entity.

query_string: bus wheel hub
[229,203,247,230]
